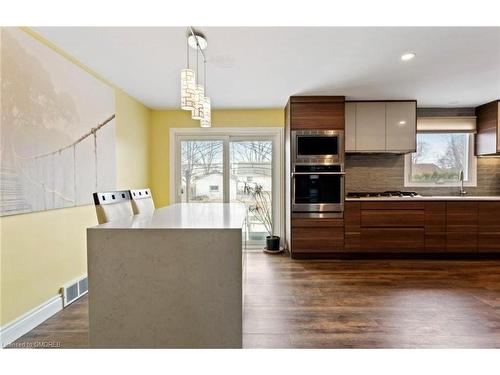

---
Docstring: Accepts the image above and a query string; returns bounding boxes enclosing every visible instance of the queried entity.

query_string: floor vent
[62,275,88,307]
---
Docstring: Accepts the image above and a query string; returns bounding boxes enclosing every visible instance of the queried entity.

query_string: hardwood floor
[10,252,500,348]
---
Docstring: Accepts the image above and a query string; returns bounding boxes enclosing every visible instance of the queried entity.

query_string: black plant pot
[266,236,280,251]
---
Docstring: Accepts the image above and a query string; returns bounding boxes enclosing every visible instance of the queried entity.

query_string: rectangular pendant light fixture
[180,27,211,127]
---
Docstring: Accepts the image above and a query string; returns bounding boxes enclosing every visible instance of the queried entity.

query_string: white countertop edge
[89,203,247,229]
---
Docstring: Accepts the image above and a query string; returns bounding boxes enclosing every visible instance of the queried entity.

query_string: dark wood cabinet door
[425,202,446,253]
[344,202,361,251]
[478,202,500,253]
[360,228,425,252]
[290,97,345,130]
[446,202,478,253]
[291,218,344,253]
[475,100,499,156]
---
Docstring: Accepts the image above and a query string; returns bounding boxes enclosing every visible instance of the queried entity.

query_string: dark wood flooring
[10,253,500,348]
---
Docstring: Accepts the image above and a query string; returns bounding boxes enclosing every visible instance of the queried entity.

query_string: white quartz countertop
[89,203,247,229]
[345,196,500,202]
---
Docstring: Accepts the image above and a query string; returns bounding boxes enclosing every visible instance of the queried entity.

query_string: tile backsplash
[345,153,500,196]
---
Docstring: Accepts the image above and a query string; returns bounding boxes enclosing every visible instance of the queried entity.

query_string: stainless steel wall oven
[291,130,345,218]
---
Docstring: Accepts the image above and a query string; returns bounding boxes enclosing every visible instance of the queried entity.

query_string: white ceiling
[34,27,500,109]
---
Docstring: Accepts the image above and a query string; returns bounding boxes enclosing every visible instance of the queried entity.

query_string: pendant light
[181,27,211,127]
[192,84,205,120]
[200,60,211,127]
[180,34,196,111]
[200,96,211,127]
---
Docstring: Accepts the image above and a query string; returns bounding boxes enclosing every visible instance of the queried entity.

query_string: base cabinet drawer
[292,218,344,253]
[360,228,425,252]
[292,226,344,253]
[361,209,424,227]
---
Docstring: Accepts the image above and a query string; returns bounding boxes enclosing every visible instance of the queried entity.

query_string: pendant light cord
[186,33,189,69]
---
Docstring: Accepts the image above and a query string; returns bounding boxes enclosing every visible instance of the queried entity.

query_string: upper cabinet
[354,102,386,151]
[386,102,417,151]
[289,96,345,130]
[345,101,417,153]
[475,100,500,156]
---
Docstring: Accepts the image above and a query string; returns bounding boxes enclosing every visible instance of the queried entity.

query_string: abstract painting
[0,28,116,216]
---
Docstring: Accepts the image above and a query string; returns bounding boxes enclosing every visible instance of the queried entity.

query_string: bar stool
[93,190,134,224]
[129,188,155,215]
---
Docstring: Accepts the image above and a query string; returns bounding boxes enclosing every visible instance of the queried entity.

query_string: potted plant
[243,183,281,252]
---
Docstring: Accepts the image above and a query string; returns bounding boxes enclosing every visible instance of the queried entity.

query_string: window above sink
[404,132,477,187]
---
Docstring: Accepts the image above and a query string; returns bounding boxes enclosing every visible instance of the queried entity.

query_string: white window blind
[417,117,476,133]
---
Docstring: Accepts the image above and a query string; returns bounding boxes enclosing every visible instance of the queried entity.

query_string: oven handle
[292,172,346,176]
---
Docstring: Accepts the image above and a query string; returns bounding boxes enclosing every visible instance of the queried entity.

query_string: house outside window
[405,117,477,187]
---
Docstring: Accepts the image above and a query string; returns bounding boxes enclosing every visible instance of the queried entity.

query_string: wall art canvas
[0,28,116,216]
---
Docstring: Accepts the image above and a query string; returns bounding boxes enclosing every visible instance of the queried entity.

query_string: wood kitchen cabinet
[345,100,416,153]
[475,100,500,156]
[446,202,478,253]
[424,202,446,253]
[344,202,361,251]
[291,218,344,254]
[478,202,500,253]
[288,96,345,130]
[293,200,500,257]
[299,200,500,258]
[345,201,426,253]
[358,202,425,252]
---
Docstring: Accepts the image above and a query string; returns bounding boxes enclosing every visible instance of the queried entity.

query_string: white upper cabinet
[355,102,386,151]
[385,102,416,151]
[344,101,416,153]
[345,102,356,151]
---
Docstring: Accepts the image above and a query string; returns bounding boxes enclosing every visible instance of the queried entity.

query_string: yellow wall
[150,109,284,207]
[0,27,283,327]
[0,30,151,326]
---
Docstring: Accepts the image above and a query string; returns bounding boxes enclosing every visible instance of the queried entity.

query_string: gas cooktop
[346,191,421,198]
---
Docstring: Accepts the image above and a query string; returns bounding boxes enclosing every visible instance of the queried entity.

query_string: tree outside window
[408,133,474,185]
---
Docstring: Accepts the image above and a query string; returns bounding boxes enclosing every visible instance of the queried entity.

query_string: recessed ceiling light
[401,52,416,61]
[399,120,407,125]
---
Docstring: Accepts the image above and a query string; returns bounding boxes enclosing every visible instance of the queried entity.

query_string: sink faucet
[459,170,467,196]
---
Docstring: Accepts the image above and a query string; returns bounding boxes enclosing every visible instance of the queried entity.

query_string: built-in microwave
[291,129,344,165]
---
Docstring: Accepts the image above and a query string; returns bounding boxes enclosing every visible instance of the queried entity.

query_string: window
[405,132,477,187]
[172,127,283,249]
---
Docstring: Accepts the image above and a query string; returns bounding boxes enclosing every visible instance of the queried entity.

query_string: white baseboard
[0,295,63,348]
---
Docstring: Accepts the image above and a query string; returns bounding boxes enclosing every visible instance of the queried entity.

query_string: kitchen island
[87,203,247,348]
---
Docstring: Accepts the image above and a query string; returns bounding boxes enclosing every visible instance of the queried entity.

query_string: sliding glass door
[179,139,224,203]
[175,130,281,248]
[229,140,273,241]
